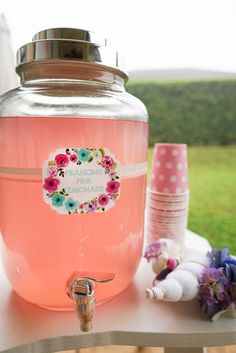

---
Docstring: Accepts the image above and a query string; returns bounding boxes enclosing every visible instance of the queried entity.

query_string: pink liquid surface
[0,117,148,310]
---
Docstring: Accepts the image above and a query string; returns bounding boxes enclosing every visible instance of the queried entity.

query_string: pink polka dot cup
[150,143,188,194]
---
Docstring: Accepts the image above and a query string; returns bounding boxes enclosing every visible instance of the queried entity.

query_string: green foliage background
[126,78,236,252]
[127,79,236,146]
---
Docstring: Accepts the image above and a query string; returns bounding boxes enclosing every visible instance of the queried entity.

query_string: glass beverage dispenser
[0,28,148,329]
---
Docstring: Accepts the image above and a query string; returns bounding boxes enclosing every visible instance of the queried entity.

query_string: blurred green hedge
[126,79,236,146]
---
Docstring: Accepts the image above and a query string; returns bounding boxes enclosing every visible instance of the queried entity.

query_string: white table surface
[0,230,235,353]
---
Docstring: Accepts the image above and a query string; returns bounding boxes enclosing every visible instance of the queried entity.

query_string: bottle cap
[16,27,128,79]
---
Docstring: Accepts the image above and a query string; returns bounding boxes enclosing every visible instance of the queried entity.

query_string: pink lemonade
[0,117,148,310]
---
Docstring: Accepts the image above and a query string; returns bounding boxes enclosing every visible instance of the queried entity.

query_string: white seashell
[167,270,199,301]
[174,262,205,278]
[182,250,209,267]
[146,278,183,301]
[146,251,208,302]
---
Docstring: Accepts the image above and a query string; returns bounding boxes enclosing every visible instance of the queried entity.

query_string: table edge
[3,329,236,353]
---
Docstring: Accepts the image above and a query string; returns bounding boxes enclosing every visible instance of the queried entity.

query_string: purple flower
[225,263,236,283]
[144,240,166,262]
[200,301,222,319]
[231,282,236,303]
[207,247,236,269]
[198,267,231,319]
[225,263,236,303]
[207,248,236,301]
[85,201,97,213]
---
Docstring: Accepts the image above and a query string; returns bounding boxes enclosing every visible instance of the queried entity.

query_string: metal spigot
[68,272,116,332]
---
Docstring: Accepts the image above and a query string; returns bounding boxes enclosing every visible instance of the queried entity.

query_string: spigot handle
[71,278,95,332]
[68,272,116,332]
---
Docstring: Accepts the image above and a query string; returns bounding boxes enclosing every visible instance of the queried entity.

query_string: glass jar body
[0,65,148,309]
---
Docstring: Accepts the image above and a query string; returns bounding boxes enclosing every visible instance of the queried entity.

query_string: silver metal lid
[16,27,127,79]
[32,27,108,46]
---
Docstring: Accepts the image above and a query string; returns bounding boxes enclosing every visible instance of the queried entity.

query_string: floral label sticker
[42,148,121,215]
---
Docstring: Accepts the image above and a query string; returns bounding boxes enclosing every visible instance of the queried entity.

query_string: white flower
[93,150,102,159]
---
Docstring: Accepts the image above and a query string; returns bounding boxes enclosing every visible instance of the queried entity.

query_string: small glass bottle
[0,28,148,310]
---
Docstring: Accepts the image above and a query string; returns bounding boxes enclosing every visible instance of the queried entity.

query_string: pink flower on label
[43,177,60,192]
[55,154,69,168]
[101,156,114,169]
[106,180,120,194]
[48,166,58,177]
[70,154,78,163]
[166,258,178,270]
[98,194,109,206]
[109,171,116,178]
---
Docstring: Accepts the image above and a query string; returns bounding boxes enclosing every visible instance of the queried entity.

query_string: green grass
[148,146,236,253]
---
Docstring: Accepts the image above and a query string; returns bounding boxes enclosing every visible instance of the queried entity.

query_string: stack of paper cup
[147,143,190,243]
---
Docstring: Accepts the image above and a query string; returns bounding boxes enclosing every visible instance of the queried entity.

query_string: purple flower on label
[106,180,120,194]
[70,154,78,163]
[101,156,114,169]
[55,154,69,168]
[43,177,60,192]
[86,201,97,213]
[98,194,109,206]
[144,241,166,262]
